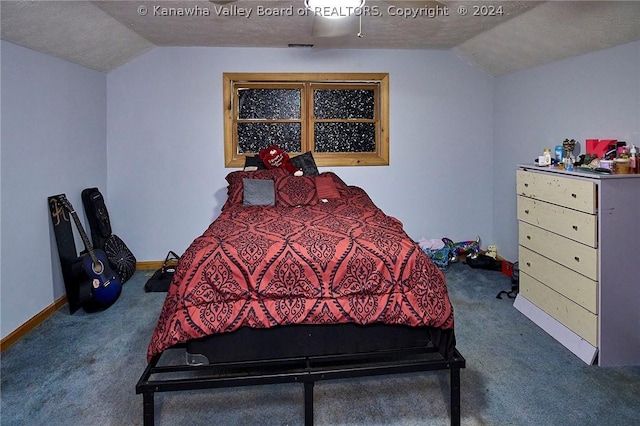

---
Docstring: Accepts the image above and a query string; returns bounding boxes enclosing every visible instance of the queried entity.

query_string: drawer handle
[572,225,578,231]
[524,209,530,214]
[524,183,529,187]
[574,256,580,262]
[526,235,531,240]
[571,193,577,198]
[526,262,531,267]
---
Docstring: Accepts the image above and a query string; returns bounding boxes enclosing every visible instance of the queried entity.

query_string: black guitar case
[48,195,93,313]
[81,188,136,284]
[81,188,112,250]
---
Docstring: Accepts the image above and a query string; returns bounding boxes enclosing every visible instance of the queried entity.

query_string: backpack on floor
[466,254,502,271]
[145,251,180,292]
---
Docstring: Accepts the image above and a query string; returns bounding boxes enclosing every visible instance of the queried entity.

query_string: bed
[136,170,465,425]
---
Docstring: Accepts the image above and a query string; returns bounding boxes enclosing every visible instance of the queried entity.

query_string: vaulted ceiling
[2,1,639,76]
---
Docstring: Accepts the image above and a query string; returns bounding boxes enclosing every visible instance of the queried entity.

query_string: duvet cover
[147,171,454,360]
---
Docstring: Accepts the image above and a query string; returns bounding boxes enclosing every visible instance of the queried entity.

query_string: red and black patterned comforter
[147,176,454,361]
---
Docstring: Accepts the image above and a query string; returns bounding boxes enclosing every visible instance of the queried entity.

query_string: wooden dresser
[514,165,640,366]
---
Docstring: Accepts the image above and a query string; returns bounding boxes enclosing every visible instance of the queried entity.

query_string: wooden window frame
[223,73,389,168]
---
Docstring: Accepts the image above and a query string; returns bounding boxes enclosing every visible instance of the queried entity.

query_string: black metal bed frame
[136,345,466,425]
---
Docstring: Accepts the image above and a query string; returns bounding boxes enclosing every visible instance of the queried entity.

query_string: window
[223,73,389,168]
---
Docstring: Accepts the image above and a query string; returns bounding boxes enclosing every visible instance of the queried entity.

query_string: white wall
[493,40,640,262]
[0,41,107,339]
[106,47,496,261]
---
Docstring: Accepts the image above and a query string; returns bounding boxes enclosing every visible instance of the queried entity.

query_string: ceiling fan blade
[311,15,358,37]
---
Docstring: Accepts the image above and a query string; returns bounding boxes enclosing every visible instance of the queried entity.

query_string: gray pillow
[242,178,275,206]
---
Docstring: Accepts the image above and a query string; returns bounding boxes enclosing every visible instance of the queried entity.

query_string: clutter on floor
[418,236,480,269]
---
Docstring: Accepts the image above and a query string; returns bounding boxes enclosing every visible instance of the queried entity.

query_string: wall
[106,47,496,261]
[0,41,107,339]
[493,40,640,262]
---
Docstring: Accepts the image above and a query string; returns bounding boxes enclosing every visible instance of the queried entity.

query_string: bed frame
[136,323,466,425]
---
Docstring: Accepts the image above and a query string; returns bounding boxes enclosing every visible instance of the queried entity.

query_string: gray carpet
[2,263,639,425]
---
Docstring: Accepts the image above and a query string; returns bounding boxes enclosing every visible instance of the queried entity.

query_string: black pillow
[243,155,265,171]
[290,151,319,176]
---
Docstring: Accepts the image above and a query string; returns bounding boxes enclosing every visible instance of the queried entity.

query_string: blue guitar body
[81,248,122,306]
[59,195,122,307]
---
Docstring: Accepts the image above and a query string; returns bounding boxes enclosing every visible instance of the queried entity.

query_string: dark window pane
[314,122,376,153]
[238,123,302,153]
[238,89,301,119]
[314,89,375,119]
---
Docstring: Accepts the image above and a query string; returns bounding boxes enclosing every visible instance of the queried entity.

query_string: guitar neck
[67,206,99,266]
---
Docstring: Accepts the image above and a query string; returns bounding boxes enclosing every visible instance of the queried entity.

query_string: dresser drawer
[519,246,598,313]
[520,273,598,346]
[517,196,597,247]
[517,169,596,214]
[518,221,598,280]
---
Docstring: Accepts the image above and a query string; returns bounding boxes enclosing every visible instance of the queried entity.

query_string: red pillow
[315,175,340,199]
[225,169,289,207]
[275,176,317,207]
[319,172,349,191]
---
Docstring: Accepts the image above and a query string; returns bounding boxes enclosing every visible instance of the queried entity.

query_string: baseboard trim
[136,261,163,271]
[1,260,162,352]
[0,295,68,352]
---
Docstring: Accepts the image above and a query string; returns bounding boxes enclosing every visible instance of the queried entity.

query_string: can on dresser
[600,159,614,172]
[555,146,563,162]
[614,158,631,174]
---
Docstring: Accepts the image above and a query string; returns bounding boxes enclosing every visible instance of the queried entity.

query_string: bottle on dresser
[630,145,638,174]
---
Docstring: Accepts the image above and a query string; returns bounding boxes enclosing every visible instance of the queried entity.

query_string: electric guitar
[59,195,121,306]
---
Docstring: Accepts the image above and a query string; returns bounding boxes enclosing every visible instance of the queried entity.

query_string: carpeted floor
[2,262,639,425]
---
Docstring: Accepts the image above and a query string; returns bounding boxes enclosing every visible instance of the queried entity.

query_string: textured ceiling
[1,1,639,75]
